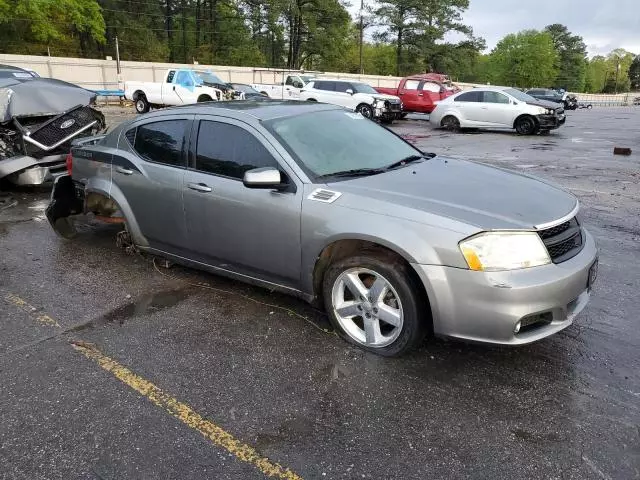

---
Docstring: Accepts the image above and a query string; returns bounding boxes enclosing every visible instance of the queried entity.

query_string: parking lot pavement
[1,107,639,480]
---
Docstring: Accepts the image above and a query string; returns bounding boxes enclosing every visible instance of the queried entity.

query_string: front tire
[134,95,150,114]
[356,104,374,119]
[515,115,537,135]
[322,254,427,357]
[441,115,460,131]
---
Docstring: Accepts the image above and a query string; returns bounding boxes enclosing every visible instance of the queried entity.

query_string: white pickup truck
[251,74,317,100]
[124,68,244,113]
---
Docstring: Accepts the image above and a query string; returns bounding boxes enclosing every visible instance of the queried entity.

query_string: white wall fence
[1,53,637,106]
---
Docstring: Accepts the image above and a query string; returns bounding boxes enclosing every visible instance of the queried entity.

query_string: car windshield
[352,83,378,94]
[264,110,422,179]
[300,76,315,84]
[504,88,538,103]
[194,71,225,85]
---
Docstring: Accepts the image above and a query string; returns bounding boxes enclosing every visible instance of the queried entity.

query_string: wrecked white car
[0,64,105,186]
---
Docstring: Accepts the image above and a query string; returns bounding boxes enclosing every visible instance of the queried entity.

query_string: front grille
[27,106,101,149]
[385,100,402,112]
[537,217,583,263]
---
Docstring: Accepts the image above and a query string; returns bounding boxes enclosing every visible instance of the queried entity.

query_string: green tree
[629,55,640,90]
[488,30,558,88]
[544,24,587,91]
[584,56,608,93]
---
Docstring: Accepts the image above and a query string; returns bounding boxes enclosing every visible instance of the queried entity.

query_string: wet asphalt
[1,107,639,480]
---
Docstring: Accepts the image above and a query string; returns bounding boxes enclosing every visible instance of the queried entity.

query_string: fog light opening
[514,321,521,334]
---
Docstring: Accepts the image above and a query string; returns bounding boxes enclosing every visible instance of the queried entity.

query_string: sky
[353,0,640,57]
[460,0,640,56]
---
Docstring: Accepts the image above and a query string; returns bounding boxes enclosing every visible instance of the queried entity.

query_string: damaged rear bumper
[45,174,84,238]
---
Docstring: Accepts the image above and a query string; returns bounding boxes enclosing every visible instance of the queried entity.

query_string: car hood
[373,93,401,102]
[328,157,577,230]
[526,98,563,108]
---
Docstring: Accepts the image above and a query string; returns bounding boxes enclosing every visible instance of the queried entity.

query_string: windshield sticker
[345,112,364,119]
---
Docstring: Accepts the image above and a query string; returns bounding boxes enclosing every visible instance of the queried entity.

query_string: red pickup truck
[375,74,460,114]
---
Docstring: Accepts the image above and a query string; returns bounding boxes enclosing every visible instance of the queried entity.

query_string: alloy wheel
[331,267,404,348]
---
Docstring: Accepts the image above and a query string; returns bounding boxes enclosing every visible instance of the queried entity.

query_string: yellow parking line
[3,293,61,328]
[71,341,303,480]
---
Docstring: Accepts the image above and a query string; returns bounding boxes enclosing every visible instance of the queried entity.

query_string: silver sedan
[47,101,597,356]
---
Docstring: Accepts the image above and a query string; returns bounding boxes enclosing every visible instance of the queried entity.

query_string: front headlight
[459,232,551,271]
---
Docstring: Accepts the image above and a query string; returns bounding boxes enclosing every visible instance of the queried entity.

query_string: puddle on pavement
[69,287,193,332]
[531,142,556,151]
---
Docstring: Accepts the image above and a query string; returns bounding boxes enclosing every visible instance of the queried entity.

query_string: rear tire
[441,115,460,131]
[134,95,150,114]
[356,104,374,119]
[515,115,537,135]
[322,253,427,357]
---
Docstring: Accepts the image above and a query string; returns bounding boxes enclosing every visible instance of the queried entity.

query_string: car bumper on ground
[413,229,598,345]
[536,113,566,129]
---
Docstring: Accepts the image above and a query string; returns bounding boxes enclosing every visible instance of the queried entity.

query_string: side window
[125,127,136,146]
[482,91,510,104]
[195,121,278,180]
[285,76,298,86]
[454,91,481,102]
[422,82,441,93]
[404,80,420,90]
[175,71,193,86]
[334,82,352,93]
[315,81,335,91]
[528,89,542,95]
[166,70,176,83]
[133,120,188,167]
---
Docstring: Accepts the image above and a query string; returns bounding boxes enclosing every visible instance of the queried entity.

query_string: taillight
[65,152,73,175]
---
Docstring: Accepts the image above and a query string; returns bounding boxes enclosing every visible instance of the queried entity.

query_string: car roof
[139,99,341,121]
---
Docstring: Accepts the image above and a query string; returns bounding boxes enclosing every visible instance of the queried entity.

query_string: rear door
[313,81,337,104]
[452,90,483,124]
[114,114,192,252]
[182,116,303,287]
[398,79,421,111]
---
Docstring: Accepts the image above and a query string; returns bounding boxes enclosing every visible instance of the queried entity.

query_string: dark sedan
[230,83,267,99]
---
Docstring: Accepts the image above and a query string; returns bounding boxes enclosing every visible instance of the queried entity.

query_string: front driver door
[479,91,515,127]
[398,79,421,111]
[182,116,303,288]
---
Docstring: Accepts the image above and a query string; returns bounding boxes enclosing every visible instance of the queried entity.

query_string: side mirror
[293,81,303,88]
[346,89,354,95]
[243,167,285,190]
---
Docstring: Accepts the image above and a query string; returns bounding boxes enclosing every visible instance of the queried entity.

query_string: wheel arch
[84,177,149,247]
[197,94,213,102]
[513,113,539,129]
[311,238,433,328]
[132,90,145,101]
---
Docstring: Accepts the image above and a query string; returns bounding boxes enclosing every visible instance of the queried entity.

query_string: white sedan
[429,87,566,135]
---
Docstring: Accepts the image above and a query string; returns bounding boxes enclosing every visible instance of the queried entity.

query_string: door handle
[418,94,424,97]
[480,106,488,109]
[187,182,212,193]
[398,92,405,95]
[115,166,133,175]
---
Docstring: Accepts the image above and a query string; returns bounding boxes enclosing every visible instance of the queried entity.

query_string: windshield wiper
[383,154,429,171]
[316,167,386,180]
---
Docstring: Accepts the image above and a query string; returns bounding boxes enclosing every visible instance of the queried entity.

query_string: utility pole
[115,36,121,75]
[614,61,620,94]
[358,0,364,75]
